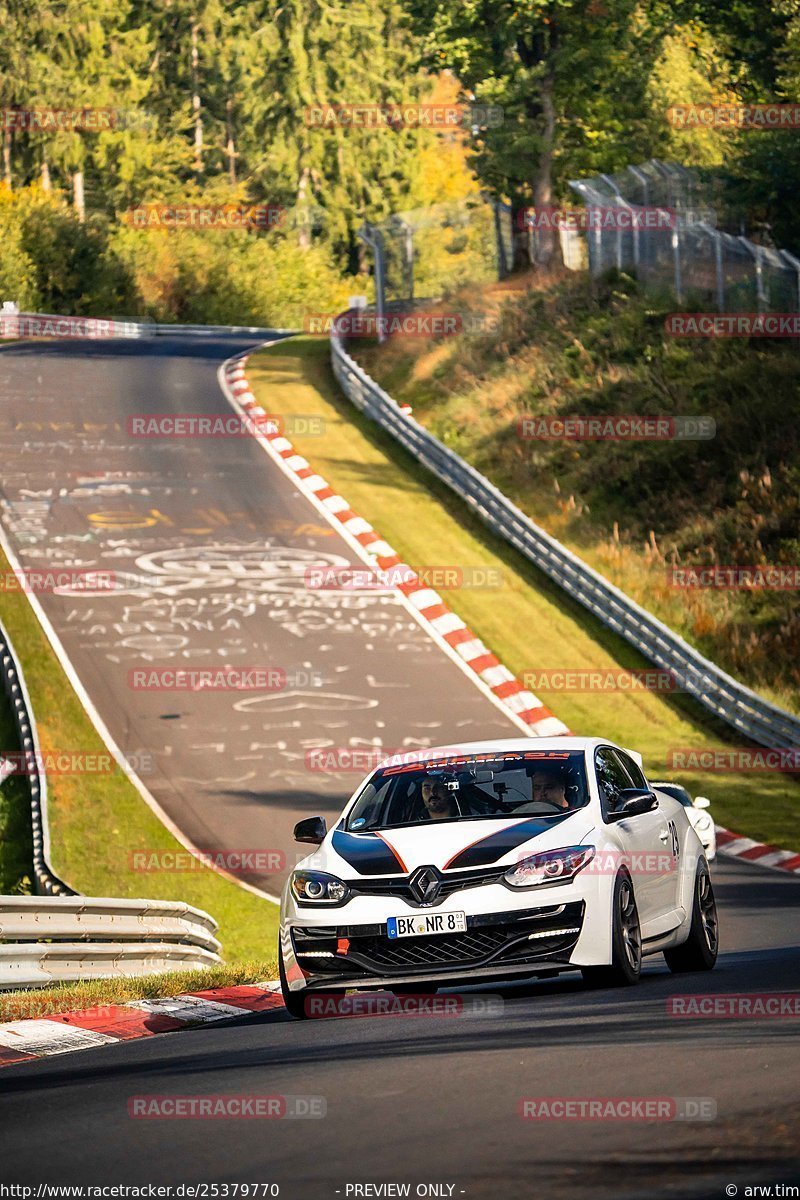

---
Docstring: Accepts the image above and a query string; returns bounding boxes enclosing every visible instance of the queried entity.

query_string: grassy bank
[249,336,800,850]
[0,544,280,961]
[0,680,32,894]
[356,273,800,715]
[0,961,277,1023]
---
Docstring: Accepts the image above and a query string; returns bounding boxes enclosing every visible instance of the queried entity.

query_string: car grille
[293,902,584,977]
[348,865,506,906]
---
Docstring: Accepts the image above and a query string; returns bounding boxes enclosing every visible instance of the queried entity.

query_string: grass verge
[0,678,33,894]
[0,543,280,962]
[0,961,277,1023]
[248,336,800,850]
[357,274,800,713]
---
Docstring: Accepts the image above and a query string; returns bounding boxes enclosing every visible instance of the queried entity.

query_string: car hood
[306,812,595,877]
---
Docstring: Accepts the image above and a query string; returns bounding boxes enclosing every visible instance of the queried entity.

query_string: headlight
[504,846,595,888]
[694,814,713,832]
[291,870,350,904]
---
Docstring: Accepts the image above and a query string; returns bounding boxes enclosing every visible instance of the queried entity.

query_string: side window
[594,747,632,815]
[616,750,647,790]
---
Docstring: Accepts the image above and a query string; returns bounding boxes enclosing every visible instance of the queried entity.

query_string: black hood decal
[331,830,406,875]
[444,814,574,870]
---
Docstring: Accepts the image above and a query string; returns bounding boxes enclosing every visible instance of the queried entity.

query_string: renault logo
[409,865,442,905]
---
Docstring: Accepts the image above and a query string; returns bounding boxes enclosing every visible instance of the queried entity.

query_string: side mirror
[693,796,711,809]
[293,816,327,845]
[610,788,658,820]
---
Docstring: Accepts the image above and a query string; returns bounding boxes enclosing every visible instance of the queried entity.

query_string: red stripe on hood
[374,831,408,873]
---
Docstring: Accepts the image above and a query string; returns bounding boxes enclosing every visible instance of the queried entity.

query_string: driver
[531,767,571,810]
[421,778,458,820]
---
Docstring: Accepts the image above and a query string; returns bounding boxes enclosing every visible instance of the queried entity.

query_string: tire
[664,867,718,973]
[581,871,642,988]
[279,941,312,1019]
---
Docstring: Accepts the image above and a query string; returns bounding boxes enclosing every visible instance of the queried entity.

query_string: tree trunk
[2,128,12,188]
[191,20,203,177]
[226,97,236,184]
[296,164,311,250]
[73,171,85,221]
[530,71,557,270]
[41,159,52,191]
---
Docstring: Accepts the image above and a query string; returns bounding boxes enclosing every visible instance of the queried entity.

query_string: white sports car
[279,737,718,1018]
[650,781,716,861]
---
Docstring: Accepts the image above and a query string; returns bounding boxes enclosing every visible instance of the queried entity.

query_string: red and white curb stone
[221,353,570,738]
[715,826,800,875]
[0,982,284,1067]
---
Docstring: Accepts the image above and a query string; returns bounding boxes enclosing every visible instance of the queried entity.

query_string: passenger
[531,768,572,811]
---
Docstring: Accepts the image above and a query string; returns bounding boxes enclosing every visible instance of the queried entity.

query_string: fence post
[740,238,767,313]
[714,230,725,312]
[779,249,800,343]
[672,227,683,303]
[358,222,387,343]
[388,216,414,302]
[403,221,414,302]
[593,213,602,276]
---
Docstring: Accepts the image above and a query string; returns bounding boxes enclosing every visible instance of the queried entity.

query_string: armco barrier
[0,897,221,988]
[0,619,73,896]
[330,318,800,752]
[0,622,223,988]
[0,895,219,952]
[0,309,293,341]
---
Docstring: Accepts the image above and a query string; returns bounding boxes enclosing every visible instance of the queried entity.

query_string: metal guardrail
[0,897,221,989]
[0,309,294,342]
[0,619,73,896]
[0,896,219,951]
[0,623,223,988]
[330,320,800,752]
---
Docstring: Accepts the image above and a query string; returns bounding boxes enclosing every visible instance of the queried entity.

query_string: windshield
[345,750,589,832]
[653,783,691,806]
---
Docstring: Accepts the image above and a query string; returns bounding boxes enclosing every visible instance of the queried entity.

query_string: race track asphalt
[0,333,519,893]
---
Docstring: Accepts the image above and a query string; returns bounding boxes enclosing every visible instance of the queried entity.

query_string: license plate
[387,911,467,939]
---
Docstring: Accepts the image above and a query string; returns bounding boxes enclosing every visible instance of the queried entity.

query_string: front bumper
[288,900,585,990]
